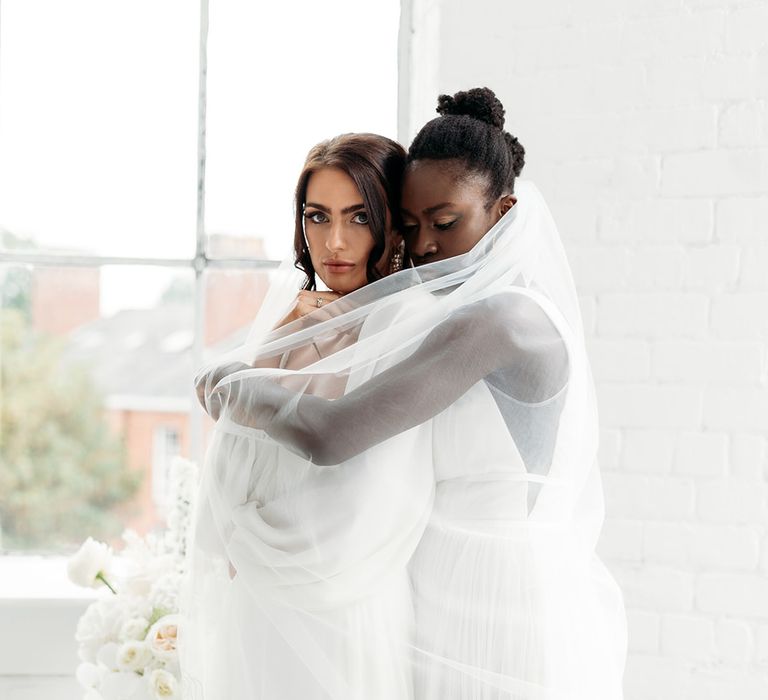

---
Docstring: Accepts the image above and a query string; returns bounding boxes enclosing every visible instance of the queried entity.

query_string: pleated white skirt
[409,483,628,700]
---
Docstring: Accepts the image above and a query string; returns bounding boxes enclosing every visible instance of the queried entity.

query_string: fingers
[196,362,249,419]
[210,361,249,387]
[297,290,342,305]
[293,290,343,319]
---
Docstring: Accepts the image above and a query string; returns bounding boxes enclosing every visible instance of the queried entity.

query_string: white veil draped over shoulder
[178,180,628,700]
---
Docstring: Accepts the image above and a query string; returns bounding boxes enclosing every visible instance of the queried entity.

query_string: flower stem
[96,571,117,595]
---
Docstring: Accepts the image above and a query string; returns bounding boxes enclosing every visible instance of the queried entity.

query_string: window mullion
[190,0,210,463]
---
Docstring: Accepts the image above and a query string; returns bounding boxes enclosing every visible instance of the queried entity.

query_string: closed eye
[435,220,457,231]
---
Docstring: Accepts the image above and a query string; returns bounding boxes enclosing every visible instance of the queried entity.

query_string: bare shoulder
[479,290,571,400]
[454,290,563,347]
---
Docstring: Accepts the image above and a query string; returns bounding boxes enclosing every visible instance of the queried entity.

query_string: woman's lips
[323,261,356,273]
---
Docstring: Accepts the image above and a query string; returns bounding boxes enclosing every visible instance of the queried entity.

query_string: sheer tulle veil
[178,179,628,699]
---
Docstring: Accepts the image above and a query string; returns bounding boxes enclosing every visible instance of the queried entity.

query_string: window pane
[202,265,274,354]
[0,1,200,258]
[0,263,196,553]
[193,265,277,456]
[205,0,400,261]
[151,426,182,509]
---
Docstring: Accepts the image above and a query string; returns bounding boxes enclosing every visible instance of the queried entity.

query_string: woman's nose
[326,221,347,251]
[407,229,437,260]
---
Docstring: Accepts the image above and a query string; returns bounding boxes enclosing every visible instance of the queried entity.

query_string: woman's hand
[195,361,250,419]
[275,290,343,328]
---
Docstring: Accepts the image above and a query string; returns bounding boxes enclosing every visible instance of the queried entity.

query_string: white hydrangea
[75,598,127,663]
[70,459,198,697]
[119,617,150,641]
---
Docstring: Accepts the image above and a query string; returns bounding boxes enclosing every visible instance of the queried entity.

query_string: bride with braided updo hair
[183,86,628,699]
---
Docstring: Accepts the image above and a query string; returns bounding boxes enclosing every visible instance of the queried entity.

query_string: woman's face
[400,159,516,266]
[303,167,394,294]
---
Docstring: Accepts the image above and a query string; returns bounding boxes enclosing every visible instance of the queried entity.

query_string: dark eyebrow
[305,202,366,215]
[401,203,458,218]
[424,202,457,215]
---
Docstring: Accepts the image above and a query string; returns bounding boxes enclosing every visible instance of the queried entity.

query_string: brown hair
[293,133,406,291]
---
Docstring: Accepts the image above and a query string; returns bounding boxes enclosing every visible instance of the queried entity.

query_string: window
[152,427,182,508]
[0,0,399,573]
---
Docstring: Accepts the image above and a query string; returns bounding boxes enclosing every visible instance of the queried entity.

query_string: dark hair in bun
[436,89,506,129]
[407,87,525,206]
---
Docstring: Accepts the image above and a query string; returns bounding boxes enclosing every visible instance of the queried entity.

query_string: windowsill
[0,556,98,676]
[0,555,99,603]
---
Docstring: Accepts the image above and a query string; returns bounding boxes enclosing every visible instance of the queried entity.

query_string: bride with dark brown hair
[184,88,627,700]
[181,132,432,699]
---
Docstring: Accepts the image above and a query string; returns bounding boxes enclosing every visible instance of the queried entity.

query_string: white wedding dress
[181,180,628,700]
[181,289,436,699]
[408,291,627,699]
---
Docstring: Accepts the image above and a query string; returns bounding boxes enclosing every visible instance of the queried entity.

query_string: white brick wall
[402,0,768,696]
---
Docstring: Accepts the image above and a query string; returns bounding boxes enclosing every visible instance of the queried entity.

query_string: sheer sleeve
[212,290,570,466]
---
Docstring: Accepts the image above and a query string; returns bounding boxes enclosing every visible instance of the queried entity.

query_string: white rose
[119,617,149,641]
[147,669,180,700]
[76,661,101,688]
[68,537,115,590]
[116,641,153,672]
[145,615,179,662]
[84,689,105,700]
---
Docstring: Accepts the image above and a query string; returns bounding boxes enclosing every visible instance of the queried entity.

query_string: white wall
[401,0,768,698]
[0,597,87,700]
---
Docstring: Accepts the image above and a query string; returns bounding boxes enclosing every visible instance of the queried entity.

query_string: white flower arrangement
[68,456,198,700]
